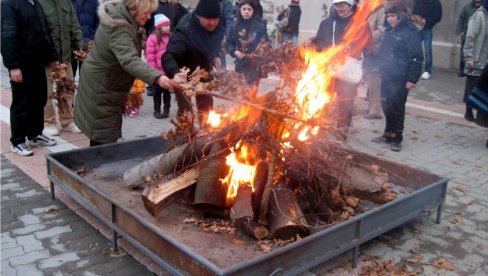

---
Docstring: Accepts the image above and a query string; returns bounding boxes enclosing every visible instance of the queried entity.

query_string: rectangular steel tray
[46,136,448,275]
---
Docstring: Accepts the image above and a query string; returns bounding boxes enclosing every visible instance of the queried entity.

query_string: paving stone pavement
[1,155,154,276]
[1,58,488,275]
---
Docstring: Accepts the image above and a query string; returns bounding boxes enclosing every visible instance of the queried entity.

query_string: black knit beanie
[195,0,221,18]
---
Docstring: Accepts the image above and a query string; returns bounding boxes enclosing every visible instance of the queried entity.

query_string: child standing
[125,78,145,117]
[227,0,269,98]
[146,14,171,119]
[372,4,423,152]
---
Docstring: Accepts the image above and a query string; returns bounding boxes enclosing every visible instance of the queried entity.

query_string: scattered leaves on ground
[432,257,455,271]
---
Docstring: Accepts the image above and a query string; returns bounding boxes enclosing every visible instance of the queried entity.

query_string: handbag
[468,86,488,113]
[330,21,363,84]
[333,56,363,84]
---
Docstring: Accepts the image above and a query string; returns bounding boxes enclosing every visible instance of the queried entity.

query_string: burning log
[251,160,268,216]
[258,151,276,226]
[193,142,229,208]
[268,188,309,240]
[230,185,270,239]
[230,185,254,225]
[141,167,199,216]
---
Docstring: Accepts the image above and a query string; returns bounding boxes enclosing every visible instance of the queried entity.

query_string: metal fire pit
[46,136,448,275]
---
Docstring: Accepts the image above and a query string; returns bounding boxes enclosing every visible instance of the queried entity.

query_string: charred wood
[268,188,309,240]
[193,142,229,208]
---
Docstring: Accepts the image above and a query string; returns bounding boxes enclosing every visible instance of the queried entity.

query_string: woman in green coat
[74,0,176,146]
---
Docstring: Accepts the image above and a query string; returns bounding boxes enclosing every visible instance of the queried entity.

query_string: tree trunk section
[141,167,199,216]
[268,188,309,240]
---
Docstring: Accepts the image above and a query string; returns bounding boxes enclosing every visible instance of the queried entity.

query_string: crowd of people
[1,0,487,157]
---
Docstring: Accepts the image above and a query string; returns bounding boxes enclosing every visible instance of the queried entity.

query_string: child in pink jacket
[146,14,172,119]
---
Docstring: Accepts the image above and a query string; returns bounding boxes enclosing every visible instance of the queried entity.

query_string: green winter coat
[74,1,162,143]
[38,0,83,62]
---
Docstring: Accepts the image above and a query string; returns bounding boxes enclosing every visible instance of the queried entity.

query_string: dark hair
[239,0,256,10]
[384,3,408,19]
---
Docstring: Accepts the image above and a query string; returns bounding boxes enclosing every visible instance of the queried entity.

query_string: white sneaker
[11,143,33,156]
[62,122,81,133]
[421,72,430,79]
[44,125,59,136]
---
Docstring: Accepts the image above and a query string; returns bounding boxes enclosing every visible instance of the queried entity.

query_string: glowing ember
[220,142,257,204]
[207,110,222,128]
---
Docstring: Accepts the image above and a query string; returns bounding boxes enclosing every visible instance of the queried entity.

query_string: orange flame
[292,0,383,140]
[220,141,258,204]
[207,110,222,128]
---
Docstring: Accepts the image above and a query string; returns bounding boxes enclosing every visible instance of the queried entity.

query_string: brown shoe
[391,142,401,152]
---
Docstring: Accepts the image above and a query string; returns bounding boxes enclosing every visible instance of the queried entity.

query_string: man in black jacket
[412,0,442,80]
[282,0,302,45]
[162,0,224,123]
[1,0,59,156]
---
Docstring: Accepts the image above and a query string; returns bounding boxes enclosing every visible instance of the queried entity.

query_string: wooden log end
[245,221,269,239]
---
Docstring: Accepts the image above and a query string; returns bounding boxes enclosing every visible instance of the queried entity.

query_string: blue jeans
[281,33,298,46]
[419,29,433,74]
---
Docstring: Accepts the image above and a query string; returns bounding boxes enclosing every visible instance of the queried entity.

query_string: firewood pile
[118,41,412,244]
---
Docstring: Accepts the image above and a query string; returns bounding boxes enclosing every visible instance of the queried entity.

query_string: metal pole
[50,181,55,200]
[111,204,118,250]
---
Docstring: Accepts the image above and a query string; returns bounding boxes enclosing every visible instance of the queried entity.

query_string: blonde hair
[124,0,158,15]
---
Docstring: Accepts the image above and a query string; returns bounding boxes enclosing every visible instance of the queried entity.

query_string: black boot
[464,108,475,122]
[153,111,162,119]
[161,108,169,118]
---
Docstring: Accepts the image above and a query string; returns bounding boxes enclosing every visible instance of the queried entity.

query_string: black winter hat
[195,0,221,18]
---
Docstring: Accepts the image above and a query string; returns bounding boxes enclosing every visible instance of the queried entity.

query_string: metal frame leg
[352,246,359,268]
[436,204,443,224]
[111,204,118,250]
[50,181,55,200]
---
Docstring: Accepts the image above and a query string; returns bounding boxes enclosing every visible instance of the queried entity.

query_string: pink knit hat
[154,14,170,28]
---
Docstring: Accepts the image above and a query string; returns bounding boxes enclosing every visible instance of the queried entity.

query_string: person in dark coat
[172,0,189,26]
[1,0,60,156]
[469,64,488,147]
[372,4,423,152]
[219,0,236,69]
[412,0,442,80]
[162,0,225,123]
[71,0,100,77]
[282,0,302,45]
[227,0,270,96]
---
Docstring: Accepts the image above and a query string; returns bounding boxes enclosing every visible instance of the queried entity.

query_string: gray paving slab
[0,155,154,276]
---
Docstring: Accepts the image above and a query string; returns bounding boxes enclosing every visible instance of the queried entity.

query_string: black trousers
[153,86,171,112]
[175,91,213,117]
[380,79,408,143]
[464,75,480,105]
[71,58,82,78]
[9,65,47,146]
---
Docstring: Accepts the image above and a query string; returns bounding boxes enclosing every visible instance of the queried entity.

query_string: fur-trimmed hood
[98,0,137,31]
